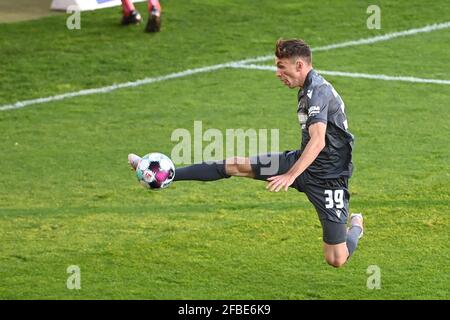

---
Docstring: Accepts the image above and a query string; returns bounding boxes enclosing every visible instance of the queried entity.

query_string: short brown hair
[275,39,312,64]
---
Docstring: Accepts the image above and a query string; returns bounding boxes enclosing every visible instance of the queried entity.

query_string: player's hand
[266,173,296,192]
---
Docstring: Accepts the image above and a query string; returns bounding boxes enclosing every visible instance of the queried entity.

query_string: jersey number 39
[324,190,344,209]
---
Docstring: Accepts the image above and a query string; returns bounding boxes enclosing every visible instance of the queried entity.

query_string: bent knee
[326,257,347,268]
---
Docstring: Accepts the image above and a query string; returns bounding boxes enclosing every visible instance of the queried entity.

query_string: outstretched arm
[267,122,326,192]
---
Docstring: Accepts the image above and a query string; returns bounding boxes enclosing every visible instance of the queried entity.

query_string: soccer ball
[136,153,175,189]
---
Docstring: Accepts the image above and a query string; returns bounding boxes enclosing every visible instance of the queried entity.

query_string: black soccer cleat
[121,10,142,25]
[145,8,161,32]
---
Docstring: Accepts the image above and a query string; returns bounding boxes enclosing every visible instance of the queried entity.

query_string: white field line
[232,64,450,85]
[0,64,234,111]
[1,21,449,111]
[311,21,450,52]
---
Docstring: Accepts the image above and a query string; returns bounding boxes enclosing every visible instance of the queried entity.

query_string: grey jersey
[297,70,354,179]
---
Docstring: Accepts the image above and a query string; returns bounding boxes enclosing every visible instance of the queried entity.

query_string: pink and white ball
[136,153,175,189]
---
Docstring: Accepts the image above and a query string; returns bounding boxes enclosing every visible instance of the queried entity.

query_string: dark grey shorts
[250,150,350,245]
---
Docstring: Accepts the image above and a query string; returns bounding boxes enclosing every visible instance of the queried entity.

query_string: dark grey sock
[346,225,362,257]
[174,161,231,181]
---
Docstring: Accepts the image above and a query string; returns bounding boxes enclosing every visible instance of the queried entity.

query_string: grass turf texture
[0,0,449,299]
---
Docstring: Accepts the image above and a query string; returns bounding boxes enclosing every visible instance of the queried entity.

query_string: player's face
[275,57,301,88]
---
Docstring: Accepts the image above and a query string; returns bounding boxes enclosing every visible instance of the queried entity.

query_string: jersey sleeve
[306,86,329,126]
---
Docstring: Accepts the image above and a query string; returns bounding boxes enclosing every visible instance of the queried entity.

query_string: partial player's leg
[173,155,277,181]
[173,150,300,182]
[120,0,142,25]
[169,156,256,181]
[346,213,364,256]
[146,0,162,32]
[322,214,363,267]
[129,154,249,180]
[300,174,363,267]
[320,219,349,268]
[128,151,299,182]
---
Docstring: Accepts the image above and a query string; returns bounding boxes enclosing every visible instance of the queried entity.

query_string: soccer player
[120,0,162,32]
[128,39,363,268]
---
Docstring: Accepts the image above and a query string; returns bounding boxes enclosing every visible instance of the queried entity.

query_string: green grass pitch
[0,0,449,299]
